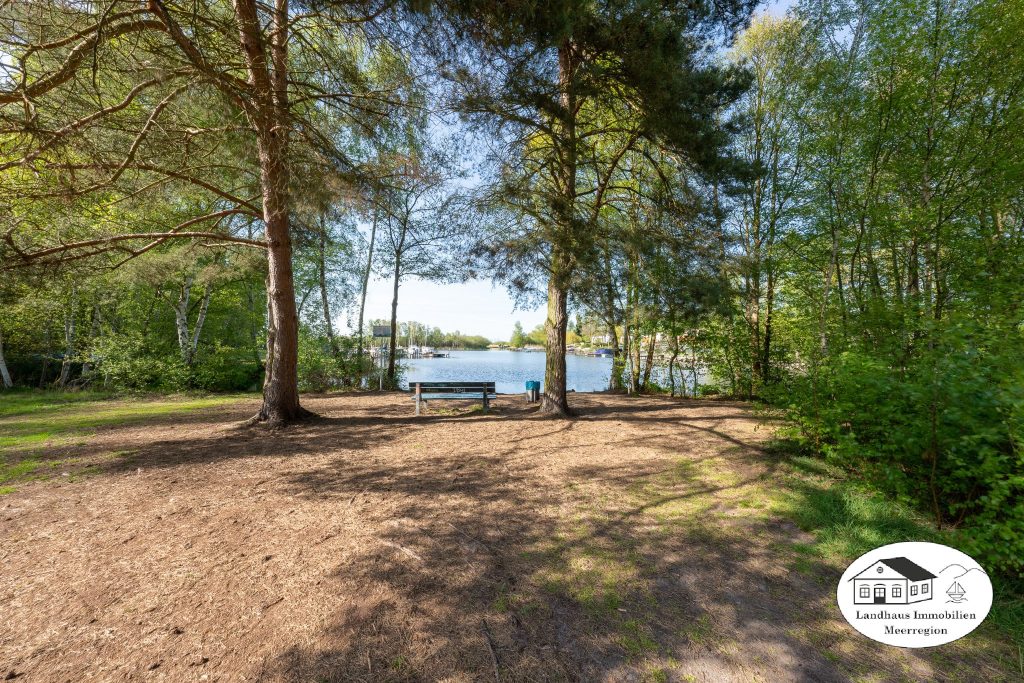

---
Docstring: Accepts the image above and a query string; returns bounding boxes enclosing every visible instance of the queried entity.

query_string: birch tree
[373,150,467,384]
[0,326,13,388]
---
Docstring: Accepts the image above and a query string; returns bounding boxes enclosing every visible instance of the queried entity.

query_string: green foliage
[696,1,1024,580]
[526,324,547,346]
[510,321,527,348]
[296,334,342,393]
[296,330,377,392]
[91,333,260,393]
[769,439,1024,650]
[774,316,1024,577]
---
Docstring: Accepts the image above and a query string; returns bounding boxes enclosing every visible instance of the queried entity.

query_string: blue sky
[354,278,541,342]
[349,0,795,342]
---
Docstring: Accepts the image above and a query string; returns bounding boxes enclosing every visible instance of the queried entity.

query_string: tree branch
[0,19,167,104]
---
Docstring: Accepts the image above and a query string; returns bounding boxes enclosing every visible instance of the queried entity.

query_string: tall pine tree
[428,0,756,413]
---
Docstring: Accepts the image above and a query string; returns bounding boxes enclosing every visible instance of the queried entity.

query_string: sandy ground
[0,393,1014,682]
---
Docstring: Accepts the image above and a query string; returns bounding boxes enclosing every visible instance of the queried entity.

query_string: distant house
[850,557,936,604]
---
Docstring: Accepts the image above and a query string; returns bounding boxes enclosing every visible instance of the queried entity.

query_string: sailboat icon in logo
[946,580,967,603]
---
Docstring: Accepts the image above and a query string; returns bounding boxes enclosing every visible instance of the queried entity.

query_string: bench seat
[413,381,496,415]
[418,392,497,400]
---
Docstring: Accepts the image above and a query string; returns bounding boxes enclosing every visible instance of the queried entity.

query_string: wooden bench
[413,381,496,415]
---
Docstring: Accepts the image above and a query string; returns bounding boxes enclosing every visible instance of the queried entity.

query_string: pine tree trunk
[237,0,309,424]
[542,263,571,415]
[257,167,306,423]
[608,324,624,391]
[629,328,642,394]
[621,323,633,394]
[540,40,576,416]
[668,334,679,397]
[601,246,624,391]
[640,332,656,391]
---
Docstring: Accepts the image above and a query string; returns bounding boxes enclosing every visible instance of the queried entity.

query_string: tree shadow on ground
[249,396,996,682]
[4,393,1014,682]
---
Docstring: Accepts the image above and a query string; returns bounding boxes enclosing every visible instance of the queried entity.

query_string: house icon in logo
[849,557,937,604]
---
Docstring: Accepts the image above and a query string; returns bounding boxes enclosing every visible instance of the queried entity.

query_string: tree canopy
[1,0,1022,575]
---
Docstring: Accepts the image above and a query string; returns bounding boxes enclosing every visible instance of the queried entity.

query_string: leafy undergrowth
[765,441,1024,667]
[0,392,250,492]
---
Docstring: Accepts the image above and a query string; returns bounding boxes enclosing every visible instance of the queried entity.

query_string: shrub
[91,333,260,392]
[775,317,1024,577]
[296,331,379,392]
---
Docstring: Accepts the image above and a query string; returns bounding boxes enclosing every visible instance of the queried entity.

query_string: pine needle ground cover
[1,393,1020,682]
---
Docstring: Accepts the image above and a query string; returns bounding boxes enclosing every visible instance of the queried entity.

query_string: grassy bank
[0,390,251,493]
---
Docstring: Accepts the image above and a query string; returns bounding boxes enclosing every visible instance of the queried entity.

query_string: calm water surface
[401,350,611,394]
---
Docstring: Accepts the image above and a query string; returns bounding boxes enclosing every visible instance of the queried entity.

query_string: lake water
[401,350,612,394]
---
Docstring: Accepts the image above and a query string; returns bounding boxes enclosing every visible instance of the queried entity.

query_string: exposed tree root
[539,395,574,417]
[243,404,317,429]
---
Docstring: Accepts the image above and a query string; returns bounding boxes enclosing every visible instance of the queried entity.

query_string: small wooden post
[483,391,489,412]
[415,382,422,416]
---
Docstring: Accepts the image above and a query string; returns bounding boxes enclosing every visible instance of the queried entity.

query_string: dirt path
[0,393,1013,682]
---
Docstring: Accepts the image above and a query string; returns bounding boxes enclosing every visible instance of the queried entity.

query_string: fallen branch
[481,618,500,683]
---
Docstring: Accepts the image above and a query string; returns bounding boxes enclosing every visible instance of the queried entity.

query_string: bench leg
[483,394,489,411]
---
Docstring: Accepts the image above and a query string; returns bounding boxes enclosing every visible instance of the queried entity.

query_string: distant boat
[594,348,614,357]
[947,581,966,602]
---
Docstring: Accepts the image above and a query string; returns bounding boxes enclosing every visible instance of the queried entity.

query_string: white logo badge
[836,541,992,647]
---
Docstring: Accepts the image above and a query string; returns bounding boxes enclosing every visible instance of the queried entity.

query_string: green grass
[0,393,246,452]
[0,389,116,418]
[763,439,1024,660]
[618,619,659,658]
[681,614,716,647]
[645,667,669,683]
[0,457,47,482]
[0,392,250,490]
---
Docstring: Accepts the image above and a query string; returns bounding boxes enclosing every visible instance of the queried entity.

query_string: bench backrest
[414,381,496,394]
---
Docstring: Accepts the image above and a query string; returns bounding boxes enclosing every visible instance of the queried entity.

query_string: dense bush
[89,333,260,392]
[296,331,378,392]
[773,318,1024,577]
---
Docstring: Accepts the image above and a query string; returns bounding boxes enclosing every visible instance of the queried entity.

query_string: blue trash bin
[525,380,540,402]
